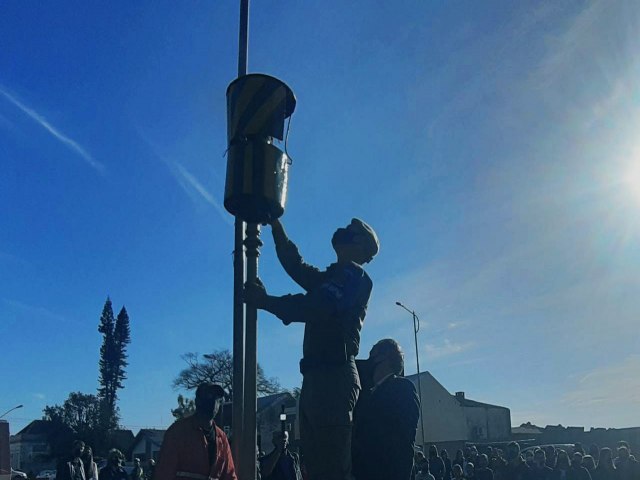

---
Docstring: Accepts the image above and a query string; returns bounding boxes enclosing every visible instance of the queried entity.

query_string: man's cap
[351,218,379,261]
[195,382,226,400]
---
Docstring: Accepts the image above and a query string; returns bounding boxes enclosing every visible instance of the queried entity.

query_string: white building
[406,372,511,450]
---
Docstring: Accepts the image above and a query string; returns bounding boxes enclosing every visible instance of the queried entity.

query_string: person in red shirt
[155,383,237,480]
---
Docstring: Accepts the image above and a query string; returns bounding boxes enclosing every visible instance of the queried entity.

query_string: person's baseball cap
[351,218,379,261]
[195,382,226,400]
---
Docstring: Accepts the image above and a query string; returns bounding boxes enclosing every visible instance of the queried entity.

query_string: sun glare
[625,161,640,205]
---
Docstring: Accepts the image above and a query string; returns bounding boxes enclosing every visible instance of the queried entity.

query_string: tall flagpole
[232,1,250,478]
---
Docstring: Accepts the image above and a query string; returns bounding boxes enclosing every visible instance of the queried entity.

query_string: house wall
[9,436,53,473]
[131,440,160,462]
[409,373,467,448]
[463,407,511,441]
[487,408,511,440]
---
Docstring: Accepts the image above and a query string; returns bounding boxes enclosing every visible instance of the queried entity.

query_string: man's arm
[219,433,238,480]
[389,379,420,444]
[153,427,179,480]
[270,219,324,292]
[245,265,372,325]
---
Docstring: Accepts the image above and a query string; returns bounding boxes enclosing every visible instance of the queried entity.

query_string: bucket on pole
[224,74,296,224]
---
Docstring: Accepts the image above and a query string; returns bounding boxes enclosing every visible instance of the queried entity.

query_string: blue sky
[2,0,639,435]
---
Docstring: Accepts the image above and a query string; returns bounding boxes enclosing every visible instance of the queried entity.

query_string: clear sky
[2,0,639,435]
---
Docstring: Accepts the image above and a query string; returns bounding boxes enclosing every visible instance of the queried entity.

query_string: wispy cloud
[0,86,104,173]
[2,298,68,324]
[424,339,474,360]
[175,163,231,224]
[138,132,232,225]
[33,393,46,400]
[561,355,640,410]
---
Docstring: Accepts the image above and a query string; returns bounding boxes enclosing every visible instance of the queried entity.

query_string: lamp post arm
[0,404,23,419]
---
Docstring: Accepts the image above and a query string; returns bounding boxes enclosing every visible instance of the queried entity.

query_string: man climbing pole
[244,217,379,480]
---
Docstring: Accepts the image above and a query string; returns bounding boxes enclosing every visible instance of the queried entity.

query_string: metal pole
[396,302,426,448]
[232,218,246,477]
[232,1,249,478]
[244,222,261,480]
[412,310,426,448]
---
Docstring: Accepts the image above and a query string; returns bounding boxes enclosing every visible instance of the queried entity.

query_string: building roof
[132,429,166,449]
[12,420,70,437]
[455,397,510,410]
[111,429,135,451]
[512,425,544,435]
[405,371,510,411]
[257,392,295,413]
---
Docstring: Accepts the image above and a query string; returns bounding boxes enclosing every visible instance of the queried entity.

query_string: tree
[172,349,281,399]
[43,392,101,452]
[44,392,101,436]
[171,394,195,420]
[97,298,131,430]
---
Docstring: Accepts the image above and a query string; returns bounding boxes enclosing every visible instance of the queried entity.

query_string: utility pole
[225,3,295,477]
[395,301,426,448]
[232,1,249,478]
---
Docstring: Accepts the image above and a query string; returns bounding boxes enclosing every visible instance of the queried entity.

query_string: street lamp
[280,405,286,435]
[0,404,23,419]
[395,301,426,448]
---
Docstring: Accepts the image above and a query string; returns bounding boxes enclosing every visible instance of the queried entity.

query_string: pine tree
[96,297,131,431]
[114,307,131,391]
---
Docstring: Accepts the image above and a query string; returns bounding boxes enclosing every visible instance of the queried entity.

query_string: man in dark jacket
[57,441,86,480]
[244,218,379,480]
[614,446,639,480]
[567,453,591,480]
[530,449,553,480]
[351,339,420,480]
[98,449,128,480]
[496,442,530,480]
[259,431,302,480]
[428,445,446,480]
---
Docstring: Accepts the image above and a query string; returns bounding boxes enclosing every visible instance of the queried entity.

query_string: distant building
[256,392,297,453]
[511,422,544,442]
[406,372,512,451]
[9,421,73,474]
[454,391,512,442]
[10,421,134,473]
[211,392,299,453]
[130,429,165,462]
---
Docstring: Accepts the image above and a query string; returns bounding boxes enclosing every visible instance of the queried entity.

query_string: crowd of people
[412,441,640,480]
[56,441,155,480]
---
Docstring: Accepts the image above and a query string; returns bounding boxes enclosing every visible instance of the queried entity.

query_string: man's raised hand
[243,278,268,309]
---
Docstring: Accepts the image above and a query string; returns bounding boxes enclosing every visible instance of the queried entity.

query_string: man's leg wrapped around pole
[299,363,360,480]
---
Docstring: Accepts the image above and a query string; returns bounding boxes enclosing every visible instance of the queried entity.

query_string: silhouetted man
[475,454,494,480]
[568,453,591,480]
[351,339,419,480]
[530,449,552,480]
[259,431,302,480]
[429,445,446,480]
[57,440,86,480]
[144,460,155,480]
[131,459,144,480]
[99,449,128,480]
[244,218,379,480]
[496,442,529,480]
[615,446,639,480]
[155,383,237,480]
